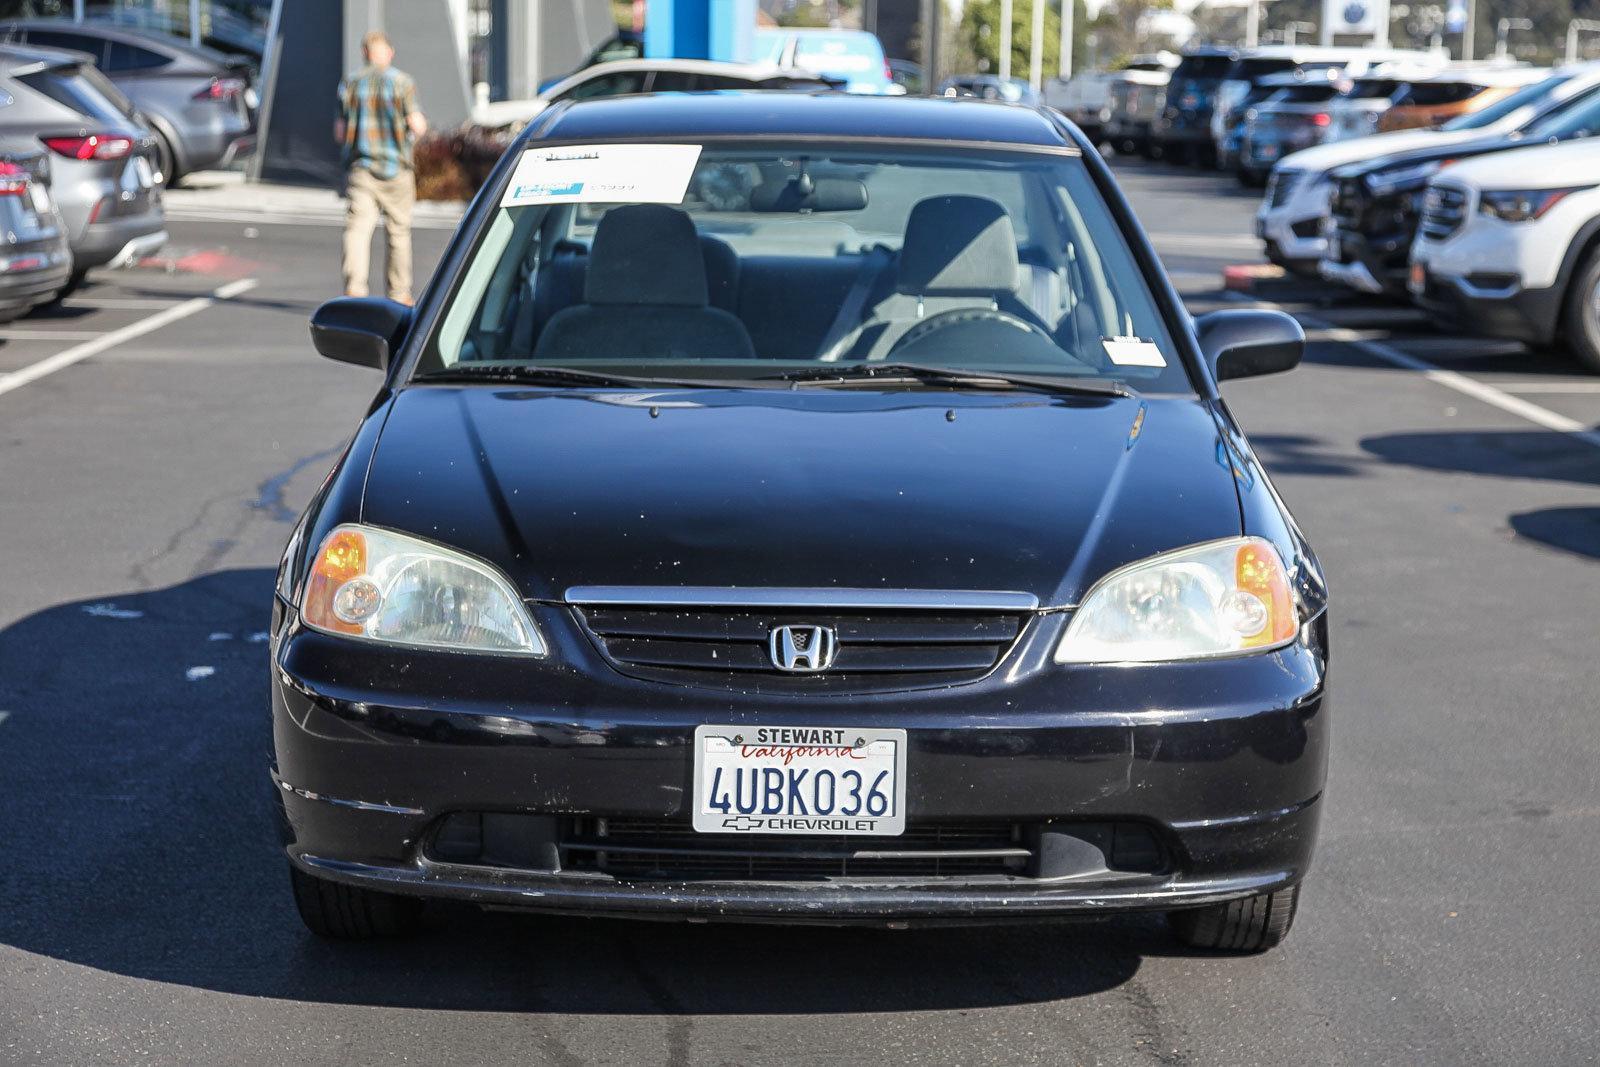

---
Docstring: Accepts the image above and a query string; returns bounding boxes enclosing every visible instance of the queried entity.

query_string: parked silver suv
[0,43,165,296]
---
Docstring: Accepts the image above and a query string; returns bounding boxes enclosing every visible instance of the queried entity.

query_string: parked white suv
[1409,139,1600,372]
[1257,65,1600,274]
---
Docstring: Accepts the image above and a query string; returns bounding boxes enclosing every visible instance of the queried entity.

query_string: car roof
[0,40,95,74]
[529,92,1075,149]
[0,18,238,66]
[560,58,825,79]
[1418,64,1546,86]
[1257,68,1343,88]
[755,28,880,38]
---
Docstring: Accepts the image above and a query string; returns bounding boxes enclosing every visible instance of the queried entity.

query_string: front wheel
[1168,883,1300,953]
[288,863,422,939]
[1562,249,1600,374]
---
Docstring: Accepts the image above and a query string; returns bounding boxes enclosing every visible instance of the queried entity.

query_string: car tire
[153,131,179,188]
[1563,248,1600,374]
[1168,883,1299,952]
[288,862,422,939]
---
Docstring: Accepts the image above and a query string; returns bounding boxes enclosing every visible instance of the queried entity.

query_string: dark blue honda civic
[273,92,1327,952]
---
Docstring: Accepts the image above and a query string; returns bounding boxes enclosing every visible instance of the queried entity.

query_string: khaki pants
[342,167,415,303]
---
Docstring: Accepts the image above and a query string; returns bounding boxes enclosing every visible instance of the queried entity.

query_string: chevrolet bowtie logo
[722,816,765,831]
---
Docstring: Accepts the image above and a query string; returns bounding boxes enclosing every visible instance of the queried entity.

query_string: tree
[956,0,1062,77]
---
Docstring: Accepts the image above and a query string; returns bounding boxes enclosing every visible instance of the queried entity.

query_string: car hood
[1430,138,1600,188]
[360,386,1244,607]
[1329,133,1512,180]
[1279,127,1476,173]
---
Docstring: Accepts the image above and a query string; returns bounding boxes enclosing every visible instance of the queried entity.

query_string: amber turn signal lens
[302,529,367,635]
[1235,541,1296,648]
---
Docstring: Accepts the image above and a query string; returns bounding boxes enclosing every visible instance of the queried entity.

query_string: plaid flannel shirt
[338,65,418,180]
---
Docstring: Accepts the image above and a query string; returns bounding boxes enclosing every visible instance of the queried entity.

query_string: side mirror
[309,296,410,370]
[1195,308,1304,382]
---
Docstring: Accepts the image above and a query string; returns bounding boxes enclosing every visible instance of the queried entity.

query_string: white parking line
[164,207,463,230]
[0,277,257,400]
[0,329,106,342]
[1303,321,1600,451]
[1493,381,1600,394]
[64,297,181,310]
[1150,233,1261,250]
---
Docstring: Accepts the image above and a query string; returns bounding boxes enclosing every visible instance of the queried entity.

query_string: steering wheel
[886,307,1056,359]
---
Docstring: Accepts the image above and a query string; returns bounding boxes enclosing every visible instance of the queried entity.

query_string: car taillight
[1311,112,1330,127]
[194,77,245,101]
[0,160,27,196]
[43,135,133,161]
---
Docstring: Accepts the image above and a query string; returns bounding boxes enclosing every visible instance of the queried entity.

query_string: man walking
[336,30,427,304]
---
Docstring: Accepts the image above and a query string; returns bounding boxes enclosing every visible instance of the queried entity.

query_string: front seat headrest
[584,204,709,307]
[897,195,1021,297]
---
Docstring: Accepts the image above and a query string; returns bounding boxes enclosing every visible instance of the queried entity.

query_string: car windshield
[418,141,1189,392]
[1340,78,1403,101]
[18,63,132,124]
[1522,82,1600,139]
[1442,73,1570,130]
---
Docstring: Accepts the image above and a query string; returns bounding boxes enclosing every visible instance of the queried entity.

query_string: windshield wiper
[413,365,732,390]
[763,363,1135,398]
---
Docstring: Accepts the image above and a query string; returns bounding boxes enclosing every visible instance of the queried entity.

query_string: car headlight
[301,524,545,655]
[1055,537,1298,664]
[1365,159,1445,198]
[1478,186,1589,223]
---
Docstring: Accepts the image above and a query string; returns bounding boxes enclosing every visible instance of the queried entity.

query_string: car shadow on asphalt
[1363,430,1600,489]
[1361,430,1600,562]
[0,568,1225,1013]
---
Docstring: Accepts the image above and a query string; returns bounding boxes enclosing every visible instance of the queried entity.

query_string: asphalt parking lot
[1,162,1597,1066]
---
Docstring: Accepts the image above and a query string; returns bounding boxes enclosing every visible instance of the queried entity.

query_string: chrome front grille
[1329,178,1365,230]
[1419,185,1468,241]
[567,588,1033,692]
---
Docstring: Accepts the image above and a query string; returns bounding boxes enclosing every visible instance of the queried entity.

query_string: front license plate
[1409,260,1427,294]
[692,724,907,836]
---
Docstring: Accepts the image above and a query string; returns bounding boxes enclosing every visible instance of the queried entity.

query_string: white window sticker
[1102,337,1167,368]
[500,144,704,207]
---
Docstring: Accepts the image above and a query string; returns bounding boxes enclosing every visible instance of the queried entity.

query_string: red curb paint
[136,249,261,278]
[1222,263,1285,292]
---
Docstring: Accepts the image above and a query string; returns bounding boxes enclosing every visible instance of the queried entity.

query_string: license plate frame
[691,724,907,836]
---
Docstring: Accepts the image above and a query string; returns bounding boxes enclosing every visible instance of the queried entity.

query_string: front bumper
[1257,177,1333,268]
[1320,228,1403,296]
[1409,265,1561,347]
[271,602,1330,924]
